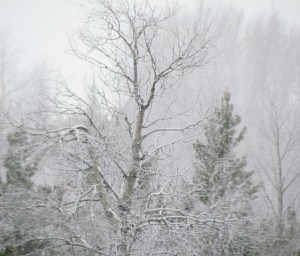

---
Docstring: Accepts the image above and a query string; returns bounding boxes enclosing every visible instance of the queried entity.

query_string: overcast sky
[0,0,299,77]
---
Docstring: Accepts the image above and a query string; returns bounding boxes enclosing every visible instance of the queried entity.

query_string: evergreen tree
[193,90,257,207]
[0,127,41,255]
[187,90,261,255]
[4,127,37,189]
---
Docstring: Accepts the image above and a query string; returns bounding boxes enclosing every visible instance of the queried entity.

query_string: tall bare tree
[9,0,219,255]
[0,30,18,114]
[253,99,300,254]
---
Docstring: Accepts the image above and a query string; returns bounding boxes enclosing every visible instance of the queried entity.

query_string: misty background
[0,0,300,255]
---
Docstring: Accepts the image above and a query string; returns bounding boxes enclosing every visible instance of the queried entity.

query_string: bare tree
[0,30,18,114]
[7,0,219,255]
[253,98,300,254]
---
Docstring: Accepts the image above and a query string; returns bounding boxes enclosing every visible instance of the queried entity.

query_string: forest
[1,0,300,255]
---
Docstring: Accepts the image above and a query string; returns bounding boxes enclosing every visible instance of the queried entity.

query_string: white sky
[0,0,82,75]
[0,0,299,78]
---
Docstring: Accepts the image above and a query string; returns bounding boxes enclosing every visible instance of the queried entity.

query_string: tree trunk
[121,109,144,209]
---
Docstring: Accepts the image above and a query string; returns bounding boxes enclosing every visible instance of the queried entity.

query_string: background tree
[253,98,300,255]
[0,30,16,114]
[3,127,38,189]
[192,90,257,207]
[186,90,259,255]
[0,127,57,255]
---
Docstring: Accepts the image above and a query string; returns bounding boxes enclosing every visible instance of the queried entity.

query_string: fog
[0,0,300,255]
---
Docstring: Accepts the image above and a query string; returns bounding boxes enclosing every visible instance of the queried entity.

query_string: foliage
[0,128,58,255]
[184,90,261,255]
[3,127,38,190]
[193,90,257,207]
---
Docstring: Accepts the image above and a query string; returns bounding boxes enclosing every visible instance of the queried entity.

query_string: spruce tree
[193,90,257,207]
[4,127,37,189]
[0,127,40,255]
